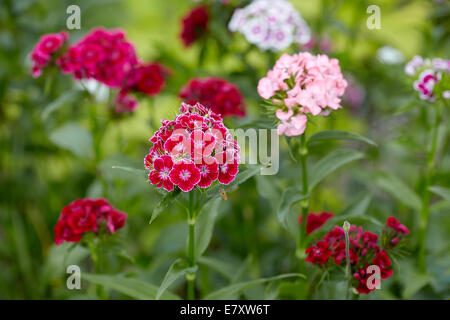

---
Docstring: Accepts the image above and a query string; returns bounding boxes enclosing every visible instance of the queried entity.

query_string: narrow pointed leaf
[376,173,421,211]
[156,259,197,300]
[309,149,364,191]
[150,189,182,224]
[429,186,450,202]
[277,187,308,229]
[82,273,180,300]
[195,197,222,259]
[203,273,305,300]
[307,130,377,146]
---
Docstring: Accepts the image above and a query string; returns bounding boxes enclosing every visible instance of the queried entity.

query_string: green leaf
[376,173,421,211]
[111,165,147,178]
[156,259,197,300]
[197,256,235,280]
[307,130,377,147]
[429,186,450,202]
[49,122,94,159]
[82,273,180,300]
[402,272,433,299]
[195,197,222,259]
[150,189,182,224]
[277,187,308,229]
[309,149,364,191]
[42,90,82,120]
[203,273,305,300]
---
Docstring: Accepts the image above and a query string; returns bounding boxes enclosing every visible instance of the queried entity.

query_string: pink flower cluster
[54,198,127,245]
[144,102,240,192]
[30,28,170,113]
[405,56,450,101]
[305,216,409,294]
[258,52,347,136]
[30,31,68,78]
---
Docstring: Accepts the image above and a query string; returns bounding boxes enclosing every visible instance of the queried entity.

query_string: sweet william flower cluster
[228,0,310,52]
[258,52,347,136]
[30,31,68,78]
[405,56,450,101]
[54,198,127,245]
[145,102,240,192]
[305,216,409,294]
[179,77,246,118]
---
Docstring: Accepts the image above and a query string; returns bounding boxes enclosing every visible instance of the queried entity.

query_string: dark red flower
[305,240,332,265]
[54,220,82,245]
[179,77,246,117]
[54,198,127,245]
[133,63,169,96]
[298,212,334,235]
[386,216,410,235]
[180,5,209,47]
[372,250,393,279]
[104,210,128,233]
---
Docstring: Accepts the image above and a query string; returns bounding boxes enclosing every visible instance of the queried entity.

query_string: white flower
[228,0,310,52]
[242,17,269,45]
[376,46,404,65]
[267,25,294,51]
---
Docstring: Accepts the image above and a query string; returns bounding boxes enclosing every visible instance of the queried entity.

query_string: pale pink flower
[258,52,347,137]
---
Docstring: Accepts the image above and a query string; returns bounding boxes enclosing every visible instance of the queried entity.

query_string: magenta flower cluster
[30,28,169,113]
[144,102,240,192]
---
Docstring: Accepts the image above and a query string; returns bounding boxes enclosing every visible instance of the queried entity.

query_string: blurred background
[0,0,449,299]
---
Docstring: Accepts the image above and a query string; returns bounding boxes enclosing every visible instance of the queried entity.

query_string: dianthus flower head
[30,31,68,78]
[305,218,402,295]
[228,0,310,52]
[54,198,127,245]
[180,5,209,47]
[57,28,138,88]
[145,102,240,192]
[405,56,450,101]
[179,77,246,118]
[258,52,347,136]
[386,216,410,235]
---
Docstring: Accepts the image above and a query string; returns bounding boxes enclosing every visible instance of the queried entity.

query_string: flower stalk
[186,191,197,300]
[296,133,309,260]
[418,105,442,273]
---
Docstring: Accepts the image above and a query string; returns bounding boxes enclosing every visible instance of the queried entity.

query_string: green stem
[296,133,309,260]
[418,106,441,273]
[88,239,107,299]
[186,191,197,300]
